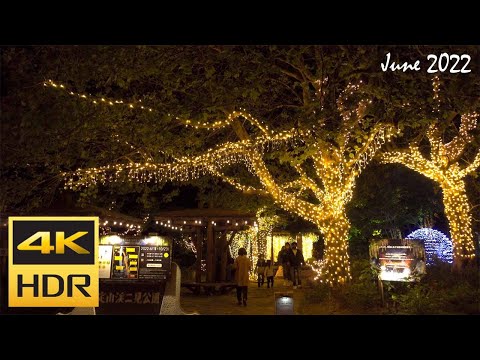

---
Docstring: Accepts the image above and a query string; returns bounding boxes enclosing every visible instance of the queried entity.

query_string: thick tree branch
[280,179,303,191]
[426,123,447,165]
[209,168,268,195]
[275,58,308,82]
[293,163,324,201]
[381,146,439,182]
[230,118,323,224]
[347,124,395,173]
[444,113,478,162]
[459,149,480,177]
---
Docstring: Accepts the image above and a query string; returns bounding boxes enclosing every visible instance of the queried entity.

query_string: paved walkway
[180,281,334,315]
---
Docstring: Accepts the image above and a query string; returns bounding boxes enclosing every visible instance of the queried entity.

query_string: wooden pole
[207,221,215,282]
[220,231,227,282]
[195,228,203,283]
[379,278,385,307]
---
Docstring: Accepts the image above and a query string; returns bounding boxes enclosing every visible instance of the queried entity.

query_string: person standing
[233,247,251,306]
[413,257,426,280]
[264,260,275,288]
[289,242,305,289]
[277,246,285,266]
[255,254,266,287]
[282,242,293,286]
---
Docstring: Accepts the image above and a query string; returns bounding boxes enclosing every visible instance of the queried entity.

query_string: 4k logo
[9,217,99,307]
[17,231,90,254]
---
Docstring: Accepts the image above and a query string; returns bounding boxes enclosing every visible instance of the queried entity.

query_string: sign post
[96,234,172,314]
[274,291,294,315]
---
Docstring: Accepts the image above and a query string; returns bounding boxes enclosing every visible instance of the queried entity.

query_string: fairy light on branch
[381,111,479,264]
[44,79,154,112]
[432,75,441,113]
[64,81,397,286]
[184,109,271,135]
[63,123,313,191]
[44,79,272,135]
[311,259,326,281]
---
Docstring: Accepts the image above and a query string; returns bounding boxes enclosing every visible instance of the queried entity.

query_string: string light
[432,75,441,113]
[311,259,326,281]
[178,235,197,254]
[99,217,142,236]
[406,228,453,265]
[44,80,271,134]
[381,111,479,264]
[44,79,153,112]
[63,129,306,191]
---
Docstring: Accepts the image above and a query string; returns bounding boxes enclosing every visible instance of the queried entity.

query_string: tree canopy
[2,46,479,268]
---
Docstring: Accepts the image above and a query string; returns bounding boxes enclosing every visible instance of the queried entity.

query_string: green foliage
[347,163,447,258]
[397,283,443,314]
[306,259,479,314]
[440,282,480,314]
[305,260,382,310]
[2,46,479,224]
[332,259,382,310]
[391,262,480,314]
[332,281,381,311]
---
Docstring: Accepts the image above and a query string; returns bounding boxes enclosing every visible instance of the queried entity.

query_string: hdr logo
[8,217,99,307]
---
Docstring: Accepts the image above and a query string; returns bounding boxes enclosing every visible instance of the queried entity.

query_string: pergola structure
[153,208,256,283]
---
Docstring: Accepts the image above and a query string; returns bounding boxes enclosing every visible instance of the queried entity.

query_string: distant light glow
[406,228,453,265]
[101,235,123,245]
[380,265,411,281]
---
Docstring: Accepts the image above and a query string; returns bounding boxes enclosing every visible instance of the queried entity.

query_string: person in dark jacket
[277,246,285,266]
[255,254,266,287]
[289,242,305,288]
[282,242,293,285]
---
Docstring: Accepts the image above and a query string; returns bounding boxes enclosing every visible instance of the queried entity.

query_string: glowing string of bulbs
[61,80,398,285]
[44,80,271,134]
[381,77,479,261]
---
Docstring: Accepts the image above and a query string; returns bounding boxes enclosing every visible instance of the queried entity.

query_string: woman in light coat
[234,247,251,306]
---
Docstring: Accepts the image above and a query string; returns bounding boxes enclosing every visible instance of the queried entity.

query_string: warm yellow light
[382,107,479,264]
[57,80,403,285]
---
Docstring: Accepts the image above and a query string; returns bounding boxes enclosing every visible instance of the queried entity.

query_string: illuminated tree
[381,77,479,268]
[4,46,478,282]
[63,81,397,286]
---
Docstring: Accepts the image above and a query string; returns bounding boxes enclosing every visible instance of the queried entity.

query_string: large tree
[65,90,397,285]
[381,78,480,268]
[2,46,479,281]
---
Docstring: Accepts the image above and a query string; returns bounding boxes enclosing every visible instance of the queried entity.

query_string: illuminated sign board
[98,235,171,280]
[378,245,425,282]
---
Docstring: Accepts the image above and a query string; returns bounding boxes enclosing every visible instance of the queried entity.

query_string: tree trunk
[442,181,476,269]
[318,212,352,285]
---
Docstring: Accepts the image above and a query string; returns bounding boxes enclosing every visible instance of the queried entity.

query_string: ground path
[180,281,344,315]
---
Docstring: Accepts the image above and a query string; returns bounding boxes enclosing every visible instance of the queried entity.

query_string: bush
[332,281,382,311]
[304,283,331,304]
[397,283,443,314]
[440,282,480,314]
[395,262,479,314]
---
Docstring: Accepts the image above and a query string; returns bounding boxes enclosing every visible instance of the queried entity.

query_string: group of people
[232,241,305,307]
[276,242,305,289]
[254,256,275,288]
